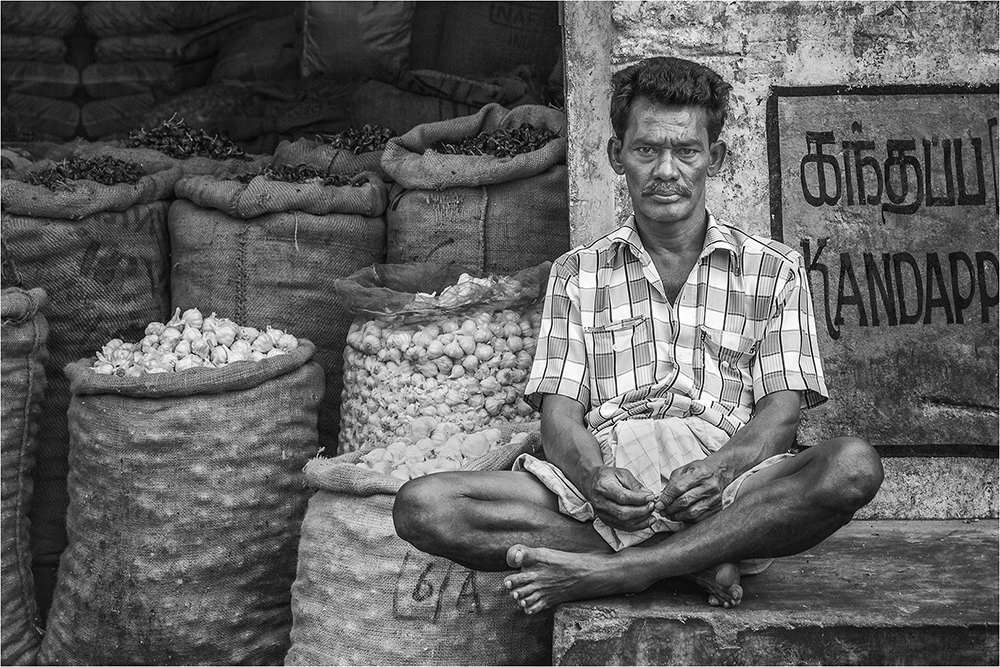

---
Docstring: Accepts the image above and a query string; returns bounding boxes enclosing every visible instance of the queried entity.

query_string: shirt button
[721,360,731,369]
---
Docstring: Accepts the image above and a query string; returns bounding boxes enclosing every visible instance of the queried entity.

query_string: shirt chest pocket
[697,327,758,404]
[584,315,655,397]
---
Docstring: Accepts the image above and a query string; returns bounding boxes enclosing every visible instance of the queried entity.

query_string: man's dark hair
[610,57,732,143]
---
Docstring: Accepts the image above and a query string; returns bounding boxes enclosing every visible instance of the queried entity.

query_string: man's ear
[707,140,728,177]
[607,136,625,175]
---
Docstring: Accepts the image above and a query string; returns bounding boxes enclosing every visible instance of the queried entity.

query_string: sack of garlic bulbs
[41,312,324,666]
[333,261,550,454]
[285,423,551,666]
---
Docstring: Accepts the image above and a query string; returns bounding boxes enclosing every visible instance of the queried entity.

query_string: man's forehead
[625,98,709,137]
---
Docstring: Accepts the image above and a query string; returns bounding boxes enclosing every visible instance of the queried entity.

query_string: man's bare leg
[501,437,883,614]
[393,469,614,571]
[395,470,743,606]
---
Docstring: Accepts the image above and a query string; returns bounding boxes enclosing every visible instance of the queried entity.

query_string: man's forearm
[539,394,606,492]
[702,390,801,487]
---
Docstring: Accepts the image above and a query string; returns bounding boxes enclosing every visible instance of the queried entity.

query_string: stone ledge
[854,457,998,519]
[552,520,998,666]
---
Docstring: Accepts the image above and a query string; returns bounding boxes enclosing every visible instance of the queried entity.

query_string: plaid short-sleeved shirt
[525,212,829,438]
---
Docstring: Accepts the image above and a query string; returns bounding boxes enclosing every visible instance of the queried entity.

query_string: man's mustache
[642,183,692,197]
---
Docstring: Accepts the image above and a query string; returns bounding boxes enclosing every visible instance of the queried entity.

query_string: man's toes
[523,597,551,615]
[708,594,721,607]
[519,590,544,607]
[509,581,539,601]
[504,572,533,591]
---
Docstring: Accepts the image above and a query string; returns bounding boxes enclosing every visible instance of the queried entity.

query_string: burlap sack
[285,426,553,666]
[1,61,80,98]
[3,94,80,142]
[1,34,68,63]
[174,170,388,218]
[381,103,569,274]
[1,160,181,219]
[92,14,249,64]
[1,164,177,588]
[350,69,536,137]
[0,287,48,666]
[82,0,252,37]
[38,342,324,666]
[272,138,391,184]
[1,1,79,37]
[334,261,549,452]
[81,59,216,99]
[169,170,387,455]
[75,142,269,177]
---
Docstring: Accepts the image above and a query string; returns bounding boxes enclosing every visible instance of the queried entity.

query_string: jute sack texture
[169,170,388,455]
[75,142,270,177]
[0,287,49,666]
[381,103,570,275]
[38,342,324,666]
[1,163,178,575]
[272,138,392,184]
[81,1,252,36]
[285,426,553,666]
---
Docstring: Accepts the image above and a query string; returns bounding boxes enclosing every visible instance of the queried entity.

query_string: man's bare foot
[502,544,637,615]
[686,562,742,608]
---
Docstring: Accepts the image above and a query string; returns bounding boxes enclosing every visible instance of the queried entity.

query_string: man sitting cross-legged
[392,56,884,614]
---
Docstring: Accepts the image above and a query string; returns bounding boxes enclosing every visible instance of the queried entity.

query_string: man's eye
[677,148,698,156]
[636,147,657,156]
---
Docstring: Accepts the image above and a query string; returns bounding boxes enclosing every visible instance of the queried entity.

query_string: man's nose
[652,151,680,181]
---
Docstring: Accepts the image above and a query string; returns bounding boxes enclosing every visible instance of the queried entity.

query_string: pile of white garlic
[90,308,299,377]
[356,415,532,481]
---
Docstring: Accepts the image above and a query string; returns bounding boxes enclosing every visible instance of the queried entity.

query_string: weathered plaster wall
[606,0,999,233]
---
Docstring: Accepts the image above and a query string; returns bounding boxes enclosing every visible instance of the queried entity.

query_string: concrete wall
[566,0,998,239]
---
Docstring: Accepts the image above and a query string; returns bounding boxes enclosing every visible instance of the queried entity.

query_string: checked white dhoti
[513,416,792,574]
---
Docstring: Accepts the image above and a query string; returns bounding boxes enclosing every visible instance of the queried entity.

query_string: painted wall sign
[767,85,998,451]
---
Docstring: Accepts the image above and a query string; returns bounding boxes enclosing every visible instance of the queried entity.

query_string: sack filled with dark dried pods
[272,124,398,183]
[76,115,269,176]
[381,103,570,275]
[1,158,179,607]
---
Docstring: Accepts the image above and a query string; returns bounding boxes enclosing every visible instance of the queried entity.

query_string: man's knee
[814,436,884,512]
[393,474,450,551]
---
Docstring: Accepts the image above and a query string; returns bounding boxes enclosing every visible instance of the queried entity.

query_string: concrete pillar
[563,0,617,247]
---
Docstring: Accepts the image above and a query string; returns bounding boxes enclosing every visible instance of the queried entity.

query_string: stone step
[552,520,998,666]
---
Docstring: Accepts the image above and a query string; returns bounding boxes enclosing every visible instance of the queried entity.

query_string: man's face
[608,97,727,228]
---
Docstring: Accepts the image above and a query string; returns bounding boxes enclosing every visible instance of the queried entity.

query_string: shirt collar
[610,211,740,263]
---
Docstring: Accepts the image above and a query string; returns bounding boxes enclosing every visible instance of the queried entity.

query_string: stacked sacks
[351,68,540,136]
[0,288,48,666]
[79,1,254,140]
[1,1,81,141]
[381,103,570,274]
[285,426,553,665]
[168,163,389,454]
[0,157,181,622]
[39,335,324,665]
